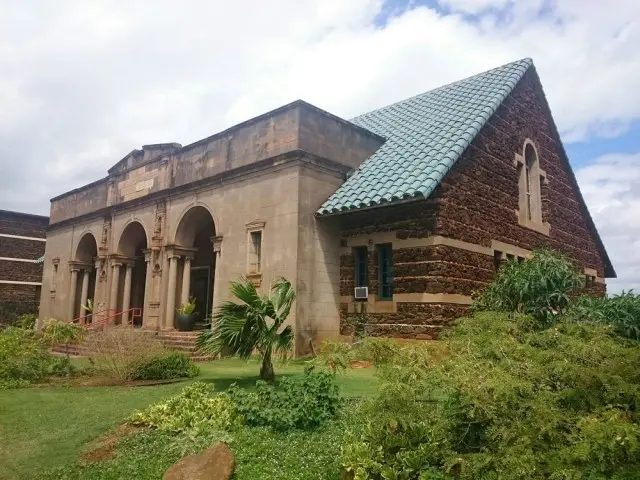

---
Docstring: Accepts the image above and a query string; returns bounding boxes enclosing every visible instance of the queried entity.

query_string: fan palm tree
[196,276,295,381]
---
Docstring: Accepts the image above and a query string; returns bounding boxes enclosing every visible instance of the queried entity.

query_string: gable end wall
[336,68,607,339]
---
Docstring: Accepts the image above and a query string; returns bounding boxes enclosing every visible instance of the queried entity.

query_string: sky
[0,0,638,292]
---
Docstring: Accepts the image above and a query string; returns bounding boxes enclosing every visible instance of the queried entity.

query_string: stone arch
[117,220,149,257]
[173,203,218,247]
[75,231,98,263]
[171,204,217,325]
[114,220,149,326]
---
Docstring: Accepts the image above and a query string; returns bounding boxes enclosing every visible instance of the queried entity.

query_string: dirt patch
[349,361,373,369]
[34,376,185,388]
[80,423,146,464]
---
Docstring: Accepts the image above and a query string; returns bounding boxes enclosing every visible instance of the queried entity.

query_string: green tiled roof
[317,58,533,215]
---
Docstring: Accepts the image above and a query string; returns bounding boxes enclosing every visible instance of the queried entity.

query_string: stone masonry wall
[337,67,608,339]
[436,67,607,278]
[0,210,48,324]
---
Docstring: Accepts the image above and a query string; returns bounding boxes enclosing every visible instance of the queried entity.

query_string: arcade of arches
[64,207,218,329]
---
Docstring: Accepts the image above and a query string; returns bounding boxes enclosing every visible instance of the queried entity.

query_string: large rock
[163,442,235,480]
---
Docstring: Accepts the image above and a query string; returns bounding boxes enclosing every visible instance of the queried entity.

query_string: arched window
[516,140,549,234]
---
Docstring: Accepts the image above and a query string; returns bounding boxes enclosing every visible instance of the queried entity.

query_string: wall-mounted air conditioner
[354,286,368,300]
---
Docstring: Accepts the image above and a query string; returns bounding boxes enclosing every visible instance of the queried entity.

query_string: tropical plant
[473,248,583,327]
[566,290,640,340]
[81,298,94,313]
[227,370,341,431]
[197,276,295,381]
[129,382,239,434]
[42,318,86,360]
[15,313,37,330]
[341,312,640,479]
[176,297,197,316]
[0,326,51,387]
[132,352,200,380]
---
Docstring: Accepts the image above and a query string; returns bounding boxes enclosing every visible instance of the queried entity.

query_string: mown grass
[0,358,378,479]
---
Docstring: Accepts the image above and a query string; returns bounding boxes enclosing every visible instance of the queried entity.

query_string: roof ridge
[351,57,533,123]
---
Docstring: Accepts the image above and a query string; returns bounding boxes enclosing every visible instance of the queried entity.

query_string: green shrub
[311,339,352,374]
[228,370,341,431]
[49,356,78,377]
[0,326,51,385]
[354,337,402,366]
[16,313,37,330]
[42,318,85,359]
[341,312,640,479]
[473,249,583,327]
[129,382,239,434]
[566,291,640,340]
[131,352,200,380]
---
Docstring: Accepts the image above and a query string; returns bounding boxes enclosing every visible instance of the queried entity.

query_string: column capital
[143,249,153,262]
[211,235,223,253]
[164,244,197,259]
[68,260,91,272]
[109,254,135,267]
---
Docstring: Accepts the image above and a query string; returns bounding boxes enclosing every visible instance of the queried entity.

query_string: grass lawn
[0,358,378,480]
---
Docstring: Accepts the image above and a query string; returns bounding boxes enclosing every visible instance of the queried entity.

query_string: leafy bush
[473,249,583,326]
[312,339,353,373]
[341,312,640,479]
[50,356,78,377]
[132,352,200,380]
[567,290,640,340]
[16,313,37,330]
[42,318,85,358]
[227,370,341,431]
[0,326,51,386]
[354,337,402,366]
[84,327,167,383]
[129,382,239,434]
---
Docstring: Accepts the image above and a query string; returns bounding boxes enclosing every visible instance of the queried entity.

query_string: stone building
[0,209,48,324]
[39,58,614,350]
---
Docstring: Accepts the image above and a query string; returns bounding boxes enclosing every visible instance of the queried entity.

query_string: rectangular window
[493,251,503,272]
[506,253,515,262]
[51,262,58,292]
[585,275,596,288]
[248,231,262,274]
[377,243,393,300]
[353,246,368,288]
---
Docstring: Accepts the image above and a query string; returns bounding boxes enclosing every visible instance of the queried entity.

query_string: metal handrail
[71,308,143,329]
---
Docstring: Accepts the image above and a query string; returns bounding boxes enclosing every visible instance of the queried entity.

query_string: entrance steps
[51,329,214,362]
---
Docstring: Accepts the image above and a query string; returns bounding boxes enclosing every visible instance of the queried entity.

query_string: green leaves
[566,291,640,341]
[129,382,239,434]
[131,352,200,381]
[473,249,583,327]
[341,313,640,479]
[197,277,295,380]
[227,371,341,431]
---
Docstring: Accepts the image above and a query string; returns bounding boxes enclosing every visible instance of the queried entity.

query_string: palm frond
[270,277,296,325]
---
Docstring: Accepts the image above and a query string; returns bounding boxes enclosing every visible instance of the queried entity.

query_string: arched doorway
[116,221,148,326]
[174,206,216,326]
[71,233,98,322]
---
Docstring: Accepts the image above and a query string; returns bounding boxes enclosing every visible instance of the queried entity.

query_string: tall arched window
[516,140,549,234]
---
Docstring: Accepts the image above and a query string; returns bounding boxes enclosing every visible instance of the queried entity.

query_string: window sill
[517,217,550,236]
[246,272,262,287]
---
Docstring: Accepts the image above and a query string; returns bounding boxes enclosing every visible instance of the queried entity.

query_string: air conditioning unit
[354,286,368,300]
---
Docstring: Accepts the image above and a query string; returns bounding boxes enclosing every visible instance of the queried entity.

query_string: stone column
[79,268,91,324]
[211,236,223,311]
[180,256,192,307]
[143,250,153,327]
[164,255,179,330]
[109,262,122,316]
[67,267,79,321]
[121,264,133,325]
[93,259,101,310]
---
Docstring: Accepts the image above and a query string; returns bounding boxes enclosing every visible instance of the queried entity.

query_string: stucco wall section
[295,165,344,354]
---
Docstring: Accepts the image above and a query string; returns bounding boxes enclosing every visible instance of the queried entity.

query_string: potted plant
[176,297,197,331]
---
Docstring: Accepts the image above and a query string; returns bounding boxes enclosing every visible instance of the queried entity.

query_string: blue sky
[0,0,638,292]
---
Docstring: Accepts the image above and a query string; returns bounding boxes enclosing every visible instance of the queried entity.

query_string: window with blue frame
[353,246,368,289]
[377,243,393,299]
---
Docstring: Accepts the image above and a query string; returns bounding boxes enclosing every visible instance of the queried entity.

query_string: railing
[70,308,143,329]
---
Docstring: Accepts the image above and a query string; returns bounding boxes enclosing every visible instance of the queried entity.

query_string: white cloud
[576,152,640,294]
[0,0,639,289]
